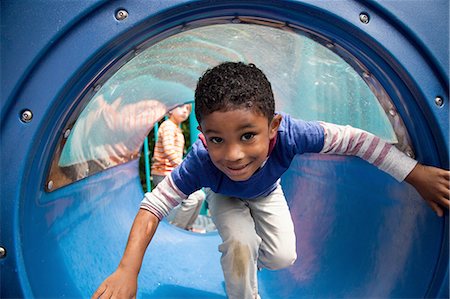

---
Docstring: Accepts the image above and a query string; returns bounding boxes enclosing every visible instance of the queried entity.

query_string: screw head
[115,9,128,21]
[64,129,71,139]
[20,109,33,123]
[0,246,6,259]
[47,180,54,190]
[359,12,370,24]
[231,17,241,24]
[435,96,444,107]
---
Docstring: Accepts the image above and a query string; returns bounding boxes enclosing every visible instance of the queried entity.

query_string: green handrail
[144,122,159,192]
[143,136,151,192]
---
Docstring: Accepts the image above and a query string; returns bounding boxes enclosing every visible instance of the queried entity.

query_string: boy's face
[170,104,190,124]
[199,109,281,181]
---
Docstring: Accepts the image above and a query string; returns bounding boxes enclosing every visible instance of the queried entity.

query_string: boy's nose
[224,144,245,161]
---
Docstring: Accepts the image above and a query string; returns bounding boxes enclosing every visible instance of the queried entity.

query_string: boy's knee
[259,248,297,270]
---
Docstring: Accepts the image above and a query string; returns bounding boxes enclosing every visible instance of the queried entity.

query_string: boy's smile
[199,109,281,181]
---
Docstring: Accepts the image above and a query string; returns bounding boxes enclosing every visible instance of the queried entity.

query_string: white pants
[169,189,205,230]
[154,175,205,230]
[206,183,297,299]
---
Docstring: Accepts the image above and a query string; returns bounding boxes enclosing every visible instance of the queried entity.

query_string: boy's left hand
[405,163,450,217]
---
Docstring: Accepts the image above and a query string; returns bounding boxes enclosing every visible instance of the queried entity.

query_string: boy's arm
[319,122,450,216]
[92,209,159,299]
[92,176,187,298]
[319,122,417,181]
[140,175,187,219]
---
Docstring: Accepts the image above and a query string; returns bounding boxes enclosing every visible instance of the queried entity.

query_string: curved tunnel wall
[1,1,448,298]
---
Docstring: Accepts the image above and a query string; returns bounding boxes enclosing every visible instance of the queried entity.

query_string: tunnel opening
[46,22,411,191]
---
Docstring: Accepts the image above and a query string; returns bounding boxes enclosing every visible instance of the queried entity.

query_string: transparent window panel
[47,23,411,191]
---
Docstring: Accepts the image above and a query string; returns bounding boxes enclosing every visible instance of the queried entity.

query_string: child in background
[93,62,449,299]
[151,104,205,231]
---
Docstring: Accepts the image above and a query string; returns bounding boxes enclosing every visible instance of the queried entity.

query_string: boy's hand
[91,267,138,299]
[405,163,450,217]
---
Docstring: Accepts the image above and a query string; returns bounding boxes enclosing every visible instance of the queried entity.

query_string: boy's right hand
[91,267,138,299]
[91,210,160,299]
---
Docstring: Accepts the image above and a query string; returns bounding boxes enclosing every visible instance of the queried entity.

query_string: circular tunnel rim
[3,1,448,298]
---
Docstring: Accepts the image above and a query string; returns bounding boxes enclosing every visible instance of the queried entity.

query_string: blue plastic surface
[1,1,448,298]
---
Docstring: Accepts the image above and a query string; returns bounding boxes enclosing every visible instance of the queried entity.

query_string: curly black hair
[194,62,275,124]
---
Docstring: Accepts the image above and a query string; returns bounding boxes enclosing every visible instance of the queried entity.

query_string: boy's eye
[241,133,255,141]
[209,137,223,144]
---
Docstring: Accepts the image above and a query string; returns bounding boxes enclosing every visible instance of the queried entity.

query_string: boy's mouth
[225,162,251,177]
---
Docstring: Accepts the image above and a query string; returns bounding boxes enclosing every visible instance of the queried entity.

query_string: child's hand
[405,163,450,217]
[91,267,138,299]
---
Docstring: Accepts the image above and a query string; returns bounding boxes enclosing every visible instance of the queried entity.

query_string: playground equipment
[1,1,448,298]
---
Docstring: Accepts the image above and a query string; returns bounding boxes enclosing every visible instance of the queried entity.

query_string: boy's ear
[269,114,282,138]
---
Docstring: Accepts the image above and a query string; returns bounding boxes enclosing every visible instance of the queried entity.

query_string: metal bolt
[64,129,71,139]
[0,247,6,259]
[359,12,370,24]
[94,84,102,92]
[47,180,54,190]
[115,9,128,21]
[435,96,444,107]
[134,48,142,56]
[388,108,396,117]
[21,109,33,123]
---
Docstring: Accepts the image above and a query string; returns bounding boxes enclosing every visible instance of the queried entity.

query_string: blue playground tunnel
[1,1,448,298]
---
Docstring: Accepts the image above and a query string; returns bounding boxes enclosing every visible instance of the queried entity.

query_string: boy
[93,62,449,299]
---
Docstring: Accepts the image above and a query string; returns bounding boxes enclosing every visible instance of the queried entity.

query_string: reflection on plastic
[47,96,167,191]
